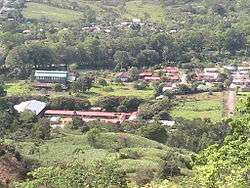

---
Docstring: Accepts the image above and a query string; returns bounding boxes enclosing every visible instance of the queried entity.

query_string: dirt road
[224,90,236,117]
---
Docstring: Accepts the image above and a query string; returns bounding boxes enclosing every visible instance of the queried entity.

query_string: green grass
[171,92,224,122]
[86,84,154,103]
[5,81,32,96]
[23,1,165,23]
[124,1,165,23]
[14,132,181,172]
[23,2,83,22]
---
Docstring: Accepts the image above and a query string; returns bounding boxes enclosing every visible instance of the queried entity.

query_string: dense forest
[0,0,250,187]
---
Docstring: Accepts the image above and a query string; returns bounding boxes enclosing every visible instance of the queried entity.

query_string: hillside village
[9,61,250,128]
[0,0,250,187]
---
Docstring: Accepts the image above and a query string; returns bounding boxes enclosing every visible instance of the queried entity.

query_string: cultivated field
[23,2,83,22]
[171,92,224,122]
[23,0,166,23]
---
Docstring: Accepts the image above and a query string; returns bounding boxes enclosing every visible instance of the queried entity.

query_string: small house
[196,72,220,82]
[139,72,153,79]
[116,72,129,82]
[204,68,219,73]
[165,66,178,74]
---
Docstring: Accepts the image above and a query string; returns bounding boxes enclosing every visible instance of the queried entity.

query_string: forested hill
[0,0,249,78]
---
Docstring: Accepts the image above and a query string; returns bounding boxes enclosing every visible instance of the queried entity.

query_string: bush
[53,83,63,92]
[138,124,168,143]
[133,81,147,90]
[102,86,114,92]
[49,96,91,110]
[119,150,141,160]
[98,79,108,86]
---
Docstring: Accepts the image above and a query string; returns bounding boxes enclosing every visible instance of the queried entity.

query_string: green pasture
[23,1,166,23]
[23,3,83,22]
[124,1,165,23]
[86,84,154,103]
[5,81,32,96]
[171,92,224,122]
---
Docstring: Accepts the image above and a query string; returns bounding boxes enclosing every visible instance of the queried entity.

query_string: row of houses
[116,66,181,83]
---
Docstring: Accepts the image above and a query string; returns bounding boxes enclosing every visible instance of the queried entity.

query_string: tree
[53,83,63,92]
[128,67,139,81]
[97,79,108,87]
[86,128,101,148]
[49,96,91,110]
[212,3,226,16]
[133,81,147,90]
[57,29,75,46]
[95,96,121,112]
[136,49,160,67]
[71,117,89,133]
[114,50,132,71]
[0,85,7,97]
[224,29,247,54]
[139,123,168,143]
[71,76,93,93]
[120,97,142,112]
[32,119,51,140]
[138,99,173,120]
[192,115,250,187]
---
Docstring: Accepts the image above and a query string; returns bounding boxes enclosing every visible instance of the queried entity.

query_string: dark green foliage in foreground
[17,159,128,188]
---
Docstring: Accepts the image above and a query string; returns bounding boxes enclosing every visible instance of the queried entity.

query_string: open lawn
[23,2,83,22]
[5,81,32,96]
[86,84,155,103]
[171,92,224,122]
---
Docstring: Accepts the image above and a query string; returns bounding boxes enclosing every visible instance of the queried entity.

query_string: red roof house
[139,72,153,79]
[165,67,178,73]
[45,110,135,124]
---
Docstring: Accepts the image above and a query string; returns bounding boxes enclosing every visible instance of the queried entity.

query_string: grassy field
[23,0,166,23]
[13,131,182,172]
[5,81,32,96]
[23,2,83,22]
[124,1,165,22]
[171,92,224,122]
[87,84,154,103]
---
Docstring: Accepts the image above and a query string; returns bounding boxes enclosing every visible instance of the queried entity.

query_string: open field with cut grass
[23,2,83,22]
[171,92,224,122]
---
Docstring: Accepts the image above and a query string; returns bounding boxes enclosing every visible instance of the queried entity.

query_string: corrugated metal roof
[45,110,132,117]
[14,100,47,115]
[35,70,68,78]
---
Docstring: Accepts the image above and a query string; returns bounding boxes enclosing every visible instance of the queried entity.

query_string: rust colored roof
[45,110,132,118]
[165,67,178,73]
[139,72,153,77]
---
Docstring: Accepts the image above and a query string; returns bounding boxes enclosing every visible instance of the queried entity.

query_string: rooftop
[34,70,68,78]
[14,100,47,115]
